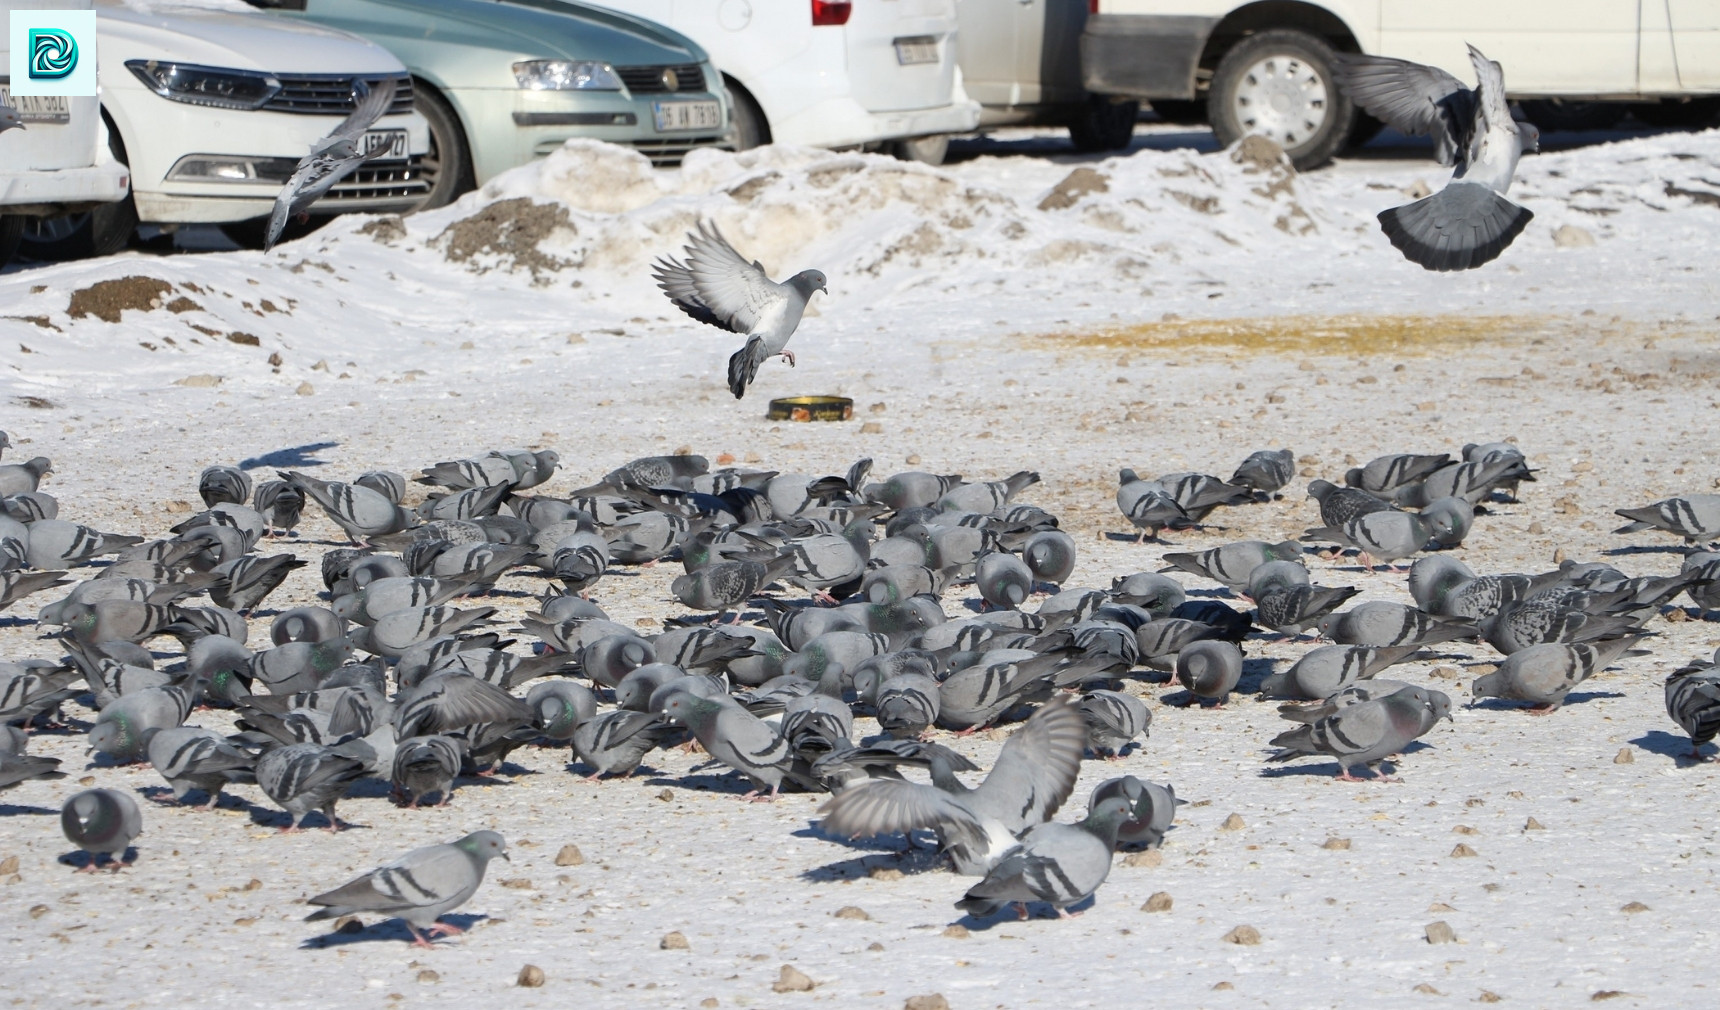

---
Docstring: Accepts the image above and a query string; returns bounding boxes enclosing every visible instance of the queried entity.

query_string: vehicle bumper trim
[1080,13,1218,101]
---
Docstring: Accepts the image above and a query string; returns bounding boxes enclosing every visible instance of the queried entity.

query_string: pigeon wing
[654,221,784,336]
[1332,52,1474,166]
[968,695,1084,832]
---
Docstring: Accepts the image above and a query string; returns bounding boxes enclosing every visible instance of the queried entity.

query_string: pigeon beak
[501,852,512,862]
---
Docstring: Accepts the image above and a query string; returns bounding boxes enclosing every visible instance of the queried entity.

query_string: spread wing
[1466,44,1513,155]
[1331,53,1474,166]
[653,221,784,336]
[325,78,398,149]
[968,695,1084,833]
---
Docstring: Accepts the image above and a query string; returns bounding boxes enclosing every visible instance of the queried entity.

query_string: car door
[845,0,959,113]
[954,0,1020,107]
[1667,0,1720,89]
[1017,0,1087,106]
[1378,0,1638,95]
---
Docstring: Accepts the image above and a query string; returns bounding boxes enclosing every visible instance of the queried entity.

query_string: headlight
[126,60,280,110]
[513,60,622,91]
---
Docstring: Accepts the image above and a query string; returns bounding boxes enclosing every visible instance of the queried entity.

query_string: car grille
[615,63,706,94]
[263,73,415,116]
[628,135,729,167]
[324,156,432,201]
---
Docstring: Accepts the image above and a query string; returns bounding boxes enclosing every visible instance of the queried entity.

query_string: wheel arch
[722,73,771,145]
[1200,2,1364,74]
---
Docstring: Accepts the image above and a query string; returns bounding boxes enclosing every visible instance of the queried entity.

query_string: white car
[23,0,430,260]
[587,0,979,163]
[0,0,131,268]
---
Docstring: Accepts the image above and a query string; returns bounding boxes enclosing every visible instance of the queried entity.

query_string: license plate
[0,85,69,124]
[893,36,940,65]
[360,128,408,160]
[652,100,721,132]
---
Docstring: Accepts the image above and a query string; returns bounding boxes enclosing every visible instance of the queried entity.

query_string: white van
[0,0,131,268]
[587,0,980,163]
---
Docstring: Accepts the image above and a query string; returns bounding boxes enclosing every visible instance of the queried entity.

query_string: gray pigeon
[937,471,1040,514]
[394,672,533,740]
[90,686,195,762]
[1483,598,1642,655]
[572,710,678,779]
[353,605,495,658]
[1275,679,1420,724]
[146,726,256,808]
[1472,636,1645,712]
[252,480,305,535]
[1022,530,1076,586]
[265,79,399,250]
[1231,448,1294,494]
[211,554,306,614]
[1319,602,1477,648]
[0,748,63,791]
[251,637,355,696]
[1391,456,1534,508]
[391,735,466,807]
[1407,555,1558,622]
[1253,583,1359,636]
[660,691,792,799]
[1665,651,1720,758]
[975,551,1033,610]
[1161,540,1303,592]
[198,466,252,508]
[0,99,24,134]
[282,471,415,544]
[1307,479,1397,528]
[1269,685,1445,779]
[2,491,57,522]
[1,569,71,614]
[1115,471,1190,542]
[26,519,143,570]
[672,555,797,622]
[1174,640,1244,706]
[1259,644,1420,700]
[61,789,143,871]
[875,672,942,739]
[653,220,828,398]
[1334,46,1537,270]
[1684,551,1720,614]
[304,830,509,947]
[1087,776,1182,849]
[1077,689,1150,757]
[1304,496,1471,569]
[865,471,965,511]
[1614,494,1720,544]
[1462,441,1531,501]
[526,680,598,742]
[333,576,473,626]
[954,794,1134,920]
[0,457,51,495]
[1342,453,1451,494]
[819,696,1085,875]
[255,741,372,832]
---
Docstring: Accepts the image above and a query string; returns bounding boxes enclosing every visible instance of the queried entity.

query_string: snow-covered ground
[2,126,1719,1007]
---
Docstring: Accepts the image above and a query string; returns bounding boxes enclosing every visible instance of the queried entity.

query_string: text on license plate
[360,129,409,160]
[653,101,721,132]
[0,86,70,124]
[894,36,940,65]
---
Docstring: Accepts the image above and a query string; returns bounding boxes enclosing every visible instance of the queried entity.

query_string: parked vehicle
[0,0,131,268]
[259,0,732,197]
[1082,1,1720,169]
[20,0,429,260]
[955,0,1138,151]
[585,0,978,164]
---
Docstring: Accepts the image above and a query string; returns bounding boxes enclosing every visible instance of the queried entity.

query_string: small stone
[870,867,904,881]
[1428,902,1455,912]
[1553,547,1569,563]
[267,352,283,367]
[1620,901,1650,913]
[700,1000,719,1009]
[661,931,690,950]
[1141,891,1173,913]
[78,776,95,786]
[942,924,969,939]
[1414,983,1444,995]
[174,374,223,388]
[1666,608,1690,623]
[905,454,921,465]
[772,965,815,993]
[296,382,314,396]
[1429,665,1460,680]
[416,970,439,984]
[1452,825,1478,835]
[1219,813,1245,831]
[516,964,545,988]
[867,942,884,952]
[716,452,736,465]
[163,500,194,513]
[554,844,584,867]
[1592,991,1626,1001]
[310,359,329,371]
[904,996,949,1010]
[565,334,586,345]
[1212,982,1235,991]
[499,878,533,889]
[860,422,883,434]
[656,788,675,802]
[869,402,887,414]
[1524,817,1546,831]
[28,904,48,919]
[1614,748,1634,765]
[233,917,257,927]
[1554,224,1597,248]
[833,906,870,921]
[1527,521,1545,534]
[1479,991,1502,1003]
[1425,921,1457,944]
[1222,925,1261,946]
[1450,844,1478,858]
[0,856,17,876]
[1123,849,1162,868]
[743,452,763,464]
[673,445,693,456]
[333,916,363,934]
[1322,838,1351,850]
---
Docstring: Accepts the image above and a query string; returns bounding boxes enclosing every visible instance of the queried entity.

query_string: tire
[1147,99,1206,125]
[1068,95,1141,152]
[728,80,770,151]
[18,114,139,261]
[890,134,949,165]
[1518,99,1624,132]
[1208,29,1353,171]
[1628,97,1720,129]
[412,82,473,211]
[0,215,22,269]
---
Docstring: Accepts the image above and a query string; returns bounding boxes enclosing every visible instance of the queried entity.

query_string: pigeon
[251,637,355,696]
[1343,453,1452,494]
[304,831,509,947]
[1269,685,1446,780]
[660,691,792,799]
[146,727,256,808]
[975,551,1033,610]
[210,554,306,614]
[937,471,1040,514]
[2,490,56,522]
[391,735,466,807]
[1391,456,1534,508]
[954,794,1134,920]
[874,672,942,740]
[1684,551,1720,614]
[0,98,24,134]
[61,789,142,872]
[352,605,495,658]
[652,221,828,398]
[1472,636,1646,713]
[89,686,195,762]
[283,472,414,544]
[1077,689,1150,757]
[252,480,305,535]
[264,79,399,250]
[1333,46,1538,271]
[1231,448,1294,494]
[255,741,372,832]
[525,680,598,742]
[572,710,679,779]
[1614,495,1720,544]
[25,519,143,570]
[1,569,71,614]
[394,672,533,740]
[1087,775,1182,849]
[1304,497,1471,569]
[0,456,51,496]
[1174,640,1244,705]
[0,748,63,791]
[865,471,965,510]
[1462,441,1532,501]
[672,555,796,622]
[1161,540,1303,592]
[1115,471,1190,542]
[1665,651,1720,758]
[1022,530,1076,586]
[1253,582,1359,636]
[1319,602,1478,648]
[1482,598,1642,655]
[198,466,252,508]
[1307,479,1398,528]
[1259,644,1420,700]
[819,696,1085,875]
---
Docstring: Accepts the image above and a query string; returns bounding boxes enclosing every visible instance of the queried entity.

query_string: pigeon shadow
[1237,657,1276,693]
[1601,544,1691,557]
[56,846,139,870]
[952,893,1098,930]
[245,807,370,833]
[299,912,489,950]
[239,442,340,470]
[1468,691,1625,712]
[797,846,949,882]
[0,802,59,817]
[1259,758,1402,780]
[643,770,762,797]
[1629,730,1708,764]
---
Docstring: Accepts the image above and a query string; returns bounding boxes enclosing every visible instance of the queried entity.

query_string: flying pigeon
[265,79,400,251]
[652,221,828,398]
[954,794,1135,920]
[304,831,509,947]
[1333,45,1538,270]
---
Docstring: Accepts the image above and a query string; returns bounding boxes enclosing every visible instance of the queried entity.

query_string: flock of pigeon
[3,426,1719,937]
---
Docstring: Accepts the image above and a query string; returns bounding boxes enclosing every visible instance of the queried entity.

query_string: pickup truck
[1082,1,1720,169]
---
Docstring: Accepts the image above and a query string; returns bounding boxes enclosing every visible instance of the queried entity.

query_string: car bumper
[1080,13,1217,101]
[0,162,133,214]
[772,96,980,151]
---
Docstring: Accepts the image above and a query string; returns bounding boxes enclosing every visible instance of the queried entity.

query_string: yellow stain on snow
[1028,313,1576,357]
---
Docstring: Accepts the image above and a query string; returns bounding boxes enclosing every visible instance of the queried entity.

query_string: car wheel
[1068,96,1141,152]
[1147,99,1206,125]
[1518,99,1625,132]
[18,114,139,261]
[890,134,949,165]
[0,215,22,269]
[412,83,473,211]
[1208,29,1353,171]
[728,81,770,151]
